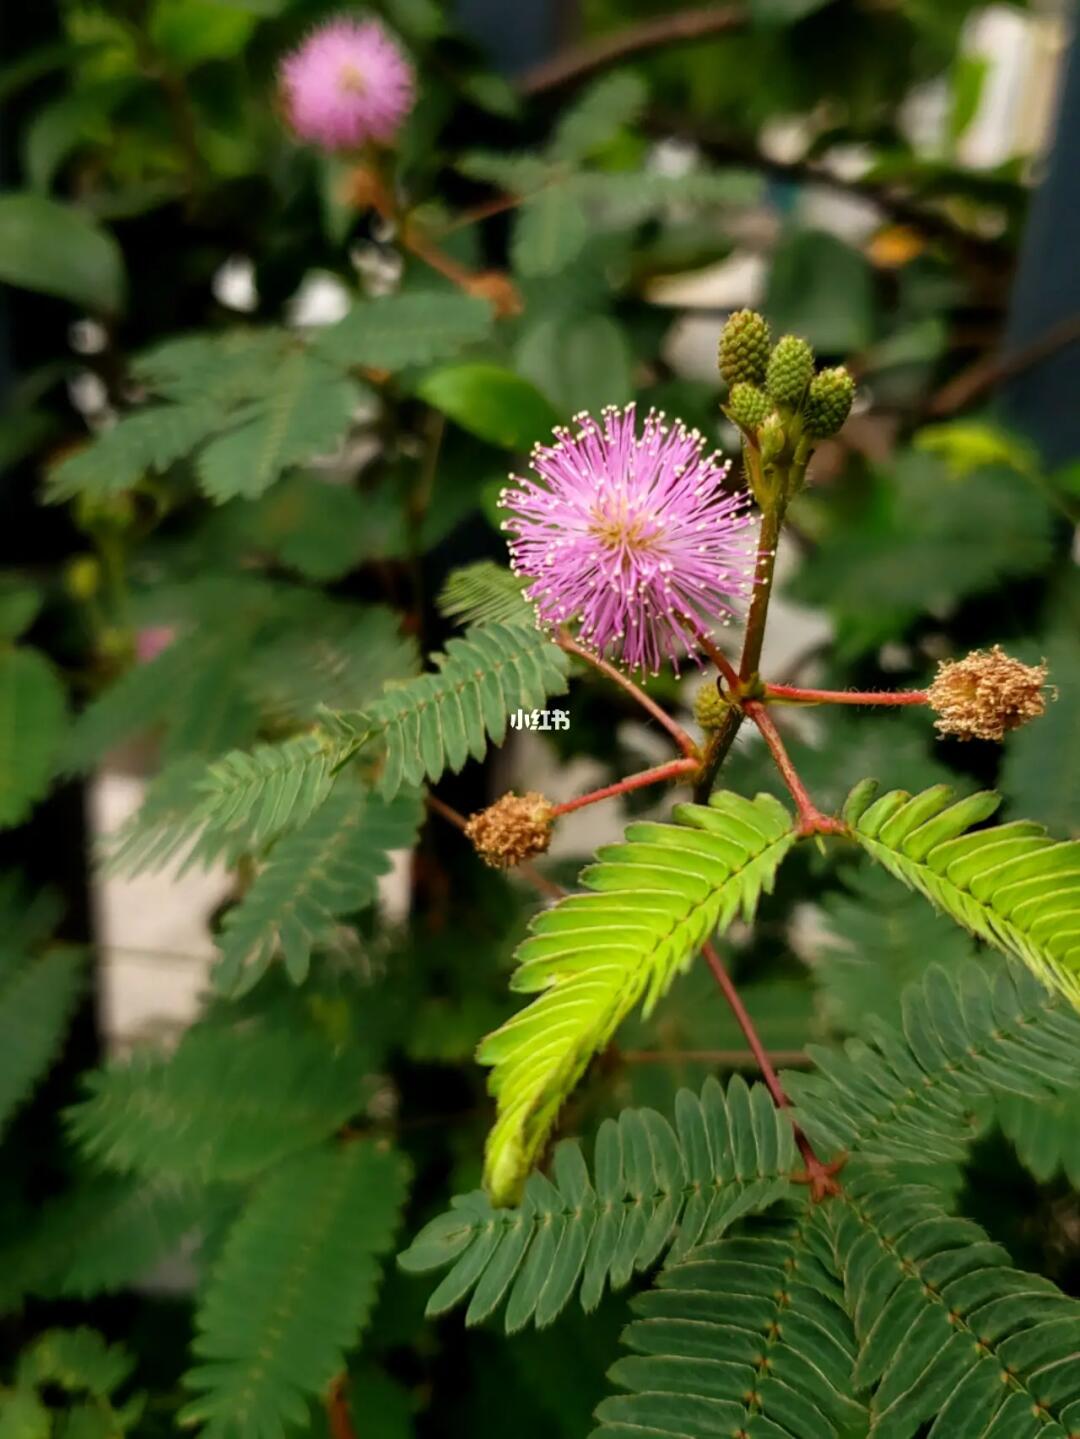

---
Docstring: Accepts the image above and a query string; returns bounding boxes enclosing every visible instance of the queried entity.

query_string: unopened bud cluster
[693,681,730,730]
[718,311,855,497]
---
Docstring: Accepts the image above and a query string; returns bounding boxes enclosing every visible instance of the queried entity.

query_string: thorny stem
[744,701,846,836]
[701,942,842,1200]
[550,757,699,817]
[765,682,928,707]
[557,629,700,759]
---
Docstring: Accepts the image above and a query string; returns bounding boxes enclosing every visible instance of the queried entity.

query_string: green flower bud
[694,681,729,730]
[803,366,855,438]
[759,412,786,464]
[718,309,770,386]
[726,382,771,434]
[766,335,814,409]
[64,555,101,600]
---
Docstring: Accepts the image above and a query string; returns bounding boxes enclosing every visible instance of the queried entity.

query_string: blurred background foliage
[0,0,1077,1433]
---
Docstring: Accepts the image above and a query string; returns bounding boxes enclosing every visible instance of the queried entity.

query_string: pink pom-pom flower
[500,404,758,674]
[279,16,414,152]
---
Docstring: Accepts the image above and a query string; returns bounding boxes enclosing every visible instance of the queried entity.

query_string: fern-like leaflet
[785,959,1080,1168]
[399,1076,797,1331]
[320,622,569,799]
[180,1141,408,1439]
[478,791,796,1204]
[214,780,422,994]
[593,1208,866,1439]
[827,1170,1080,1437]
[844,780,1080,1003]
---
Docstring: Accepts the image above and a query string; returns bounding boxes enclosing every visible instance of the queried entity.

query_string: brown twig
[517,4,744,95]
[701,942,842,1199]
[557,629,700,759]
[927,312,1080,416]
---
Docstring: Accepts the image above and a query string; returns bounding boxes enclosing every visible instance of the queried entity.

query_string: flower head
[928,645,1049,742]
[465,792,553,869]
[279,16,414,152]
[500,404,756,673]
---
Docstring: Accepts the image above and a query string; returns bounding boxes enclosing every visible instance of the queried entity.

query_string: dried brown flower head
[465,791,553,869]
[928,645,1049,742]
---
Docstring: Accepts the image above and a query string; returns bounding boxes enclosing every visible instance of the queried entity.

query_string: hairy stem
[765,683,928,707]
[557,630,700,759]
[744,700,846,836]
[693,493,782,800]
[550,757,699,816]
[701,941,841,1199]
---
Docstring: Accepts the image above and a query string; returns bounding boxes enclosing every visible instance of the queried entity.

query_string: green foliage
[1000,631,1080,836]
[416,364,559,449]
[844,779,1080,1003]
[0,946,83,1139]
[790,451,1055,656]
[997,1090,1080,1188]
[179,1141,408,1439]
[0,1328,141,1438]
[214,780,422,993]
[812,863,980,1029]
[0,193,124,311]
[311,291,494,370]
[512,187,590,277]
[0,1177,206,1311]
[321,623,569,800]
[828,1172,1080,1436]
[400,1077,797,1330]
[0,646,68,827]
[104,736,339,878]
[436,562,534,629]
[479,792,796,1204]
[549,73,648,163]
[785,960,1080,1166]
[67,1025,377,1182]
[593,1210,866,1439]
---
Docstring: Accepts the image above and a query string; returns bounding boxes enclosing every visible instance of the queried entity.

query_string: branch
[743,700,846,836]
[927,311,1080,416]
[326,1376,356,1439]
[764,682,927,707]
[516,4,744,96]
[557,629,700,759]
[549,756,699,816]
[621,1046,811,1066]
[701,941,842,1199]
[648,113,1014,265]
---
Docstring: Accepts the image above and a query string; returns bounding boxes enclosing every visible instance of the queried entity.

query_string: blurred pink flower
[279,16,414,152]
[135,626,176,665]
[500,404,757,674]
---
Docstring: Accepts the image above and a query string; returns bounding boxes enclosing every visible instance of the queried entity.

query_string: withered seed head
[465,791,553,869]
[928,645,1049,742]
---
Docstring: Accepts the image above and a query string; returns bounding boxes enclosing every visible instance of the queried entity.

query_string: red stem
[765,683,928,707]
[743,700,846,837]
[701,941,843,1199]
[557,630,700,759]
[694,631,743,693]
[550,756,698,817]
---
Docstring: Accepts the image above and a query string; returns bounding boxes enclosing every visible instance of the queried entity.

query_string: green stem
[693,475,784,801]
